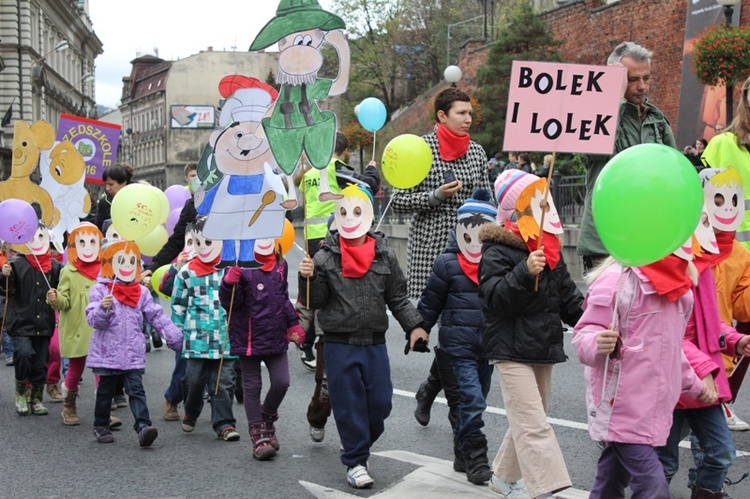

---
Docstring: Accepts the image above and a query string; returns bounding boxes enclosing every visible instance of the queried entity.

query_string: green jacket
[578,100,676,257]
[49,264,96,358]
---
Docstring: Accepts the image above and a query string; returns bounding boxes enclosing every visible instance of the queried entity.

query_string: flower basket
[692,25,750,87]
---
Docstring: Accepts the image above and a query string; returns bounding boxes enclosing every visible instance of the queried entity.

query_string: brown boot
[691,486,725,499]
[62,388,80,425]
[249,422,276,461]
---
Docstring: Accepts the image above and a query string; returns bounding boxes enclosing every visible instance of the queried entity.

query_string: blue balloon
[357,97,387,132]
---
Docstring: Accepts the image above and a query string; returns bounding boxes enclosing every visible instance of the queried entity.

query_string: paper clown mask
[334,184,373,240]
[192,217,223,263]
[102,241,141,283]
[25,224,51,256]
[455,189,496,263]
[513,178,563,241]
[67,222,103,264]
[254,238,277,256]
[701,167,744,232]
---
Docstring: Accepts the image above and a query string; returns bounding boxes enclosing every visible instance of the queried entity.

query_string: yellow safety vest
[303,158,340,240]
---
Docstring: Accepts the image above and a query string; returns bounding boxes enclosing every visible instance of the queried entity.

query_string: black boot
[414,357,442,426]
[462,437,492,484]
[691,486,725,499]
[453,435,465,473]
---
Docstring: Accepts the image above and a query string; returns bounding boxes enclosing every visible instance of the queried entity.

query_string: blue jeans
[450,356,492,445]
[94,371,151,432]
[2,331,13,358]
[182,358,237,435]
[164,350,186,404]
[656,405,735,493]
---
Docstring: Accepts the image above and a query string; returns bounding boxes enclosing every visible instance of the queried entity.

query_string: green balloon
[592,144,703,267]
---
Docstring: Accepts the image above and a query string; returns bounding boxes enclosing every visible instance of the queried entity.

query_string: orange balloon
[276,219,296,255]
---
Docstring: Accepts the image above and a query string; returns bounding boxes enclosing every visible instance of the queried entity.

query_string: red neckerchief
[188,255,221,277]
[72,259,101,281]
[503,221,561,270]
[436,123,470,162]
[710,231,735,268]
[457,253,479,285]
[693,252,713,276]
[254,252,277,273]
[339,235,376,278]
[25,252,51,273]
[52,252,63,263]
[639,255,692,303]
[112,281,142,308]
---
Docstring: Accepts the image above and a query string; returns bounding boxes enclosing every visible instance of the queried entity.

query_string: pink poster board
[503,61,627,154]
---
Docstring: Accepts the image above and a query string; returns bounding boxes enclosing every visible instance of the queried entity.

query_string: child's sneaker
[249,422,276,460]
[46,383,63,402]
[93,425,114,443]
[488,475,530,498]
[138,426,158,447]
[220,426,240,442]
[309,424,325,442]
[181,415,196,433]
[347,464,374,489]
[5,355,13,366]
[723,403,750,431]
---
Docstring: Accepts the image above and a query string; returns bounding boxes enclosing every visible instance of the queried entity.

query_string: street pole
[718,0,741,125]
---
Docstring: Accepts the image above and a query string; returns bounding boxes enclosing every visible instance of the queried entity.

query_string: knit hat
[494,170,540,223]
[457,188,496,224]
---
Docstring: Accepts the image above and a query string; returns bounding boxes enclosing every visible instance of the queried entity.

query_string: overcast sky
[89,0,333,109]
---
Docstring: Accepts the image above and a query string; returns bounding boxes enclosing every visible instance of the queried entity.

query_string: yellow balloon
[150,264,171,299]
[135,225,168,257]
[151,185,170,224]
[381,134,433,189]
[111,184,164,241]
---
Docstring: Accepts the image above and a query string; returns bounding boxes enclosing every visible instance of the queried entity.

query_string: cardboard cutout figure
[67,222,102,264]
[701,167,744,233]
[39,141,90,252]
[196,76,290,268]
[101,240,140,283]
[250,0,350,202]
[0,121,58,227]
[334,184,373,240]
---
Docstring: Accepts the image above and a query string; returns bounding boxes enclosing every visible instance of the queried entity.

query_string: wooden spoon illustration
[248,190,277,227]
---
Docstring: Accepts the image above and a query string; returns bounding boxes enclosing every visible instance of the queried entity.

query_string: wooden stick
[1,276,9,348]
[301,165,311,309]
[534,152,557,292]
[730,355,746,378]
[215,282,236,395]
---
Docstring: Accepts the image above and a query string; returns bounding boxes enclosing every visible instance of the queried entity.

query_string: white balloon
[354,105,360,116]
[444,65,462,83]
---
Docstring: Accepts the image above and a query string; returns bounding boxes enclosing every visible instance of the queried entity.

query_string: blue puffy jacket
[417,231,484,359]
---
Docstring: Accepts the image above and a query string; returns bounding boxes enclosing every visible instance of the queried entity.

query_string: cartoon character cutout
[195,76,290,268]
[39,141,90,252]
[250,0,351,202]
[0,121,58,227]
[67,222,102,265]
[455,189,496,264]
[101,240,140,284]
[334,184,373,240]
[515,177,564,240]
[701,167,744,233]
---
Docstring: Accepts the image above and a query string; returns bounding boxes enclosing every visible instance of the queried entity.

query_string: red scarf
[693,252,713,276]
[457,253,479,285]
[339,235,376,278]
[639,255,692,303]
[504,221,561,270]
[188,255,221,277]
[254,252,277,273]
[112,281,142,308]
[710,231,735,268]
[72,259,101,281]
[25,252,51,273]
[436,123,470,162]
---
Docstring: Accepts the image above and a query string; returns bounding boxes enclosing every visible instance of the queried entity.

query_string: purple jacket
[86,278,182,370]
[573,263,703,446]
[219,258,298,357]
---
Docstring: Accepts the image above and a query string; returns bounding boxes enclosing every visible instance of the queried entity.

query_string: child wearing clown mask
[417,188,497,485]
[654,202,750,498]
[480,170,583,499]
[170,217,240,442]
[219,233,305,461]
[1,223,61,416]
[86,240,182,446]
[299,184,428,489]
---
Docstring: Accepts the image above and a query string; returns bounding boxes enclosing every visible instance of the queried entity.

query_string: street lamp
[444,65,462,87]
[33,40,69,65]
[716,0,740,125]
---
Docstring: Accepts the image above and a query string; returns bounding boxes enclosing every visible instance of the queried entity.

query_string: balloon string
[602,265,625,401]
[371,131,377,163]
[374,194,395,233]
[109,276,117,296]
[30,252,52,291]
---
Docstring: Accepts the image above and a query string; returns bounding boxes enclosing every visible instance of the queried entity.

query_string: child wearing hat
[480,170,584,498]
[417,188,497,485]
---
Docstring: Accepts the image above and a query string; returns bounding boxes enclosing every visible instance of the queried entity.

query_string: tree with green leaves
[473,3,563,157]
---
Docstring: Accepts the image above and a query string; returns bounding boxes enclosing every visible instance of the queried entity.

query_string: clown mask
[193,232,222,263]
[73,230,101,263]
[255,238,276,256]
[456,220,488,264]
[695,205,719,255]
[335,185,374,240]
[184,229,196,259]
[26,226,51,256]
[112,248,139,283]
[704,170,743,232]
[672,235,694,262]
[105,223,122,242]
[530,187,563,235]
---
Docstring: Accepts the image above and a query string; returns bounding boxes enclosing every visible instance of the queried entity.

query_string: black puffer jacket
[478,224,583,364]
[418,231,484,359]
[0,255,61,337]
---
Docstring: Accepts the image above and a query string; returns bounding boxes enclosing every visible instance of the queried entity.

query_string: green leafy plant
[692,25,750,87]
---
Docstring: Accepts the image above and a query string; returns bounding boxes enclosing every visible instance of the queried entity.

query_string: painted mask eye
[339,207,347,216]
[715,193,725,207]
[733,194,738,207]
[463,233,472,244]
[130,256,136,265]
[354,207,362,216]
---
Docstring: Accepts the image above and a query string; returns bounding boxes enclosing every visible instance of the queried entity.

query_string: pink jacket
[573,264,703,446]
[679,268,744,409]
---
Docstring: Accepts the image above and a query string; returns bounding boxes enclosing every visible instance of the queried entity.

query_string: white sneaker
[723,403,750,431]
[309,424,325,442]
[347,464,374,489]
[489,475,530,498]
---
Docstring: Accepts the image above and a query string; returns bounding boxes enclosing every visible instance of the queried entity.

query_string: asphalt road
[0,239,749,498]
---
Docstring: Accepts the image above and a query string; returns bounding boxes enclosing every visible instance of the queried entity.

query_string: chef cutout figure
[701,167,744,233]
[250,0,350,202]
[195,76,289,268]
[334,184,374,241]
[455,189,497,264]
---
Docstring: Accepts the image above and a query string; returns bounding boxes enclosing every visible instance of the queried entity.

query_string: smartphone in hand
[443,169,456,184]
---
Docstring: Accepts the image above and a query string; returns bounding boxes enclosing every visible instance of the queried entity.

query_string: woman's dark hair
[434,87,470,121]
[519,153,530,164]
[102,163,134,184]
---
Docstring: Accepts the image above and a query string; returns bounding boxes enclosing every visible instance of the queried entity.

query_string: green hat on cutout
[249,0,346,51]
